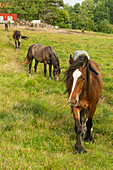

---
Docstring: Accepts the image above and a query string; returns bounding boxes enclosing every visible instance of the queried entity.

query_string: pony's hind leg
[29,57,33,77]
[84,105,96,143]
[84,118,94,143]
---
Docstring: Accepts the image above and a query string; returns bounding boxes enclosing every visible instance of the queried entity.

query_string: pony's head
[49,47,62,81]
[68,67,86,106]
[66,52,90,106]
[53,66,61,82]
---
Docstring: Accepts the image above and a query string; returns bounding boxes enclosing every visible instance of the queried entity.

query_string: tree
[94,0,110,24]
[73,3,81,13]
[13,0,44,20]
[0,0,14,13]
[0,0,68,24]
[0,0,44,20]
[72,0,95,32]
[42,0,66,25]
[104,0,113,24]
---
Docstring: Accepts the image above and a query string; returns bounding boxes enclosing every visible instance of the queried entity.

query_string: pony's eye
[83,78,85,80]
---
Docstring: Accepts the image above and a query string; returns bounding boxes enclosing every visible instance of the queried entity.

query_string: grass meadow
[0,25,113,169]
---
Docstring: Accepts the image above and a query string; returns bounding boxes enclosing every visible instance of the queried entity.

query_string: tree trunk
[81,25,85,33]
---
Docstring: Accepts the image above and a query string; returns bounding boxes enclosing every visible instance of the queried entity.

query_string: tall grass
[0,26,113,169]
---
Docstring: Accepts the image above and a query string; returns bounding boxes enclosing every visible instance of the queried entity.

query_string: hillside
[0,24,113,169]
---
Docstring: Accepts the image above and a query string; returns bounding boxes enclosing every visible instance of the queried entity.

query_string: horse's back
[29,43,42,51]
[28,43,44,62]
[89,60,102,87]
[86,60,103,104]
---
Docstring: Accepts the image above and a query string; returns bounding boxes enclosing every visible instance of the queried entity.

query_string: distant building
[0,13,17,23]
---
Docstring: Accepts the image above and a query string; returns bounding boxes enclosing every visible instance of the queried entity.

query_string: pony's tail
[21,56,29,66]
[21,36,28,40]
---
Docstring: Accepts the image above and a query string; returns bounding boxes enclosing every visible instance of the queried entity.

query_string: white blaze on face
[69,69,82,103]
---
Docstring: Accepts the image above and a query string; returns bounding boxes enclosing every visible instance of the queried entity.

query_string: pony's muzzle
[21,58,29,66]
[55,77,59,82]
[68,99,78,106]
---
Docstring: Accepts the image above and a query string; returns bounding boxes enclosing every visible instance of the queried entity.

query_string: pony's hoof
[73,145,87,154]
[49,77,51,80]
[29,74,31,77]
[84,136,94,143]
[73,148,87,154]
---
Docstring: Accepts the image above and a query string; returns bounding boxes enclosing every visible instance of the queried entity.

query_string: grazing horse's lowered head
[21,43,62,81]
[65,51,103,153]
[49,46,61,81]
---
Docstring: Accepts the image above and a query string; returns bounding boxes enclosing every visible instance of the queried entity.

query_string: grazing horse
[5,23,8,31]
[13,30,28,49]
[21,43,62,81]
[65,51,103,153]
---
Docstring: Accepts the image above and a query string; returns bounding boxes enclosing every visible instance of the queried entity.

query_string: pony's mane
[65,56,85,82]
[65,54,98,83]
[48,46,60,68]
[73,50,90,61]
[48,46,57,58]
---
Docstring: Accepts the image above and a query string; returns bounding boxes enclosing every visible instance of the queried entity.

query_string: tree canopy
[64,0,113,33]
[1,0,113,33]
[0,0,68,25]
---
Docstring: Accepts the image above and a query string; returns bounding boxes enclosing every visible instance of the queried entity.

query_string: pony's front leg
[18,41,21,49]
[34,60,38,74]
[72,107,87,153]
[15,40,17,50]
[49,64,52,80]
[44,63,47,79]
[84,105,96,143]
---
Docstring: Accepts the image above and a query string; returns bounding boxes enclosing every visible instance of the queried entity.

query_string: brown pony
[65,51,103,153]
[13,30,28,49]
[21,43,62,81]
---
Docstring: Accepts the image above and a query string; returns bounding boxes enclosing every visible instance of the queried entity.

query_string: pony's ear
[69,54,74,64]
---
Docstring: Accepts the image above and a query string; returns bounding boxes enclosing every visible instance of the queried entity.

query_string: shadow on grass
[12,99,46,116]
[11,99,74,133]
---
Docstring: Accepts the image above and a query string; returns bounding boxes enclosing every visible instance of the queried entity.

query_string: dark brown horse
[21,43,62,81]
[13,30,28,49]
[5,23,8,31]
[65,51,103,153]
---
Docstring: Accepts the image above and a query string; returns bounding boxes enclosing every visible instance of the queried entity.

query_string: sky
[63,0,84,6]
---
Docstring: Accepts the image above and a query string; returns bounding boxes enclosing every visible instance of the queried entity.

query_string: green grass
[0,26,113,169]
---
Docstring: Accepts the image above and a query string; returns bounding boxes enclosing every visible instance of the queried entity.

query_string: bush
[59,22,72,29]
[97,19,113,34]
